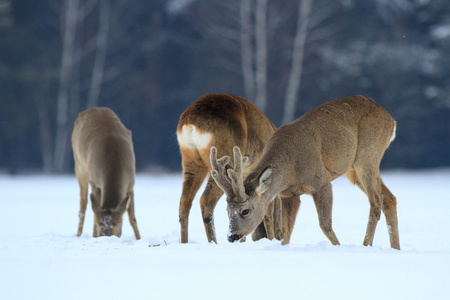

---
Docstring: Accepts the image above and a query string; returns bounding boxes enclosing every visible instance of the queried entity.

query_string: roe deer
[72,107,141,239]
[211,95,400,249]
[177,93,283,243]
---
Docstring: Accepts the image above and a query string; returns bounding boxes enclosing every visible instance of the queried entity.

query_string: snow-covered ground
[1,169,449,299]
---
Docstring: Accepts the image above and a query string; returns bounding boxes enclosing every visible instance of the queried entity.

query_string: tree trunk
[254,0,268,113]
[87,0,110,108]
[53,0,80,173]
[281,0,312,124]
[35,97,53,174]
[239,0,254,101]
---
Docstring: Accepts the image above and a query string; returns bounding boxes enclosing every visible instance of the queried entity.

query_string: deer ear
[255,167,272,197]
[90,193,100,211]
[116,193,131,212]
[90,187,102,211]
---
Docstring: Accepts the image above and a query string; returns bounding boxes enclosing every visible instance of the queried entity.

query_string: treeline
[0,0,449,173]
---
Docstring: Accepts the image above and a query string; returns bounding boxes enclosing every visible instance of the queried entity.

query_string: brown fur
[72,107,141,239]
[177,94,283,243]
[211,95,400,249]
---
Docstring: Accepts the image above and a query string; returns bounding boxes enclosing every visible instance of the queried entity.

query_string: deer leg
[252,222,267,241]
[263,201,275,240]
[75,163,88,237]
[381,180,400,250]
[126,191,141,240]
[313,183,340,246]
[252,200,275,241]
[179,164,208,243]
[199,176,224,243]
[280,195,301,245]
[356,169,383,247]
[273,196,284,240]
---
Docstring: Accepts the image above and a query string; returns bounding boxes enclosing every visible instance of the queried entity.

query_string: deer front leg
[263,201,275,240]
[252,200,275,241]
[313,184,340,246]
[273,196,284,240]
[251,222,267,241]
[75,163,88,236]
[200,176,224,243]
[77,193,88,236]
[280,195,301,245]
[127,191,141,240]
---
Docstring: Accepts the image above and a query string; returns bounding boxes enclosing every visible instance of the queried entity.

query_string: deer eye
[241,209,250,216]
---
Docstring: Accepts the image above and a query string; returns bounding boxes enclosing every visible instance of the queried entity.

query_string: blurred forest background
[0,0,449,174]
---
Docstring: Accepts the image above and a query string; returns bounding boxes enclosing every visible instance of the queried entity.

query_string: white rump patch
[389,123,397,144]
[177,125,212,150]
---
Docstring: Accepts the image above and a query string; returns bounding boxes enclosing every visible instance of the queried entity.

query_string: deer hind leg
[179,159,208,243]
[75,163,88,236]
[199,175,224,243]
[126,191,141,240]
[349,170,400,249]
[312,183,340,246]
[381,180,400,250]
[353,167,383,247]
[280,195,301,245]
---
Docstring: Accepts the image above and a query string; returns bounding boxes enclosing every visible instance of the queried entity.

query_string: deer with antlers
[211,95,400,249]
[72,107,141,239]
[177,94,283,243]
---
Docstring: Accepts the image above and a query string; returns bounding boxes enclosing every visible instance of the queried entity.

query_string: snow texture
[1,169,449,299]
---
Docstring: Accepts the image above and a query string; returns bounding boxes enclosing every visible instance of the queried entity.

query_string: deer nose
[228,234,242,243]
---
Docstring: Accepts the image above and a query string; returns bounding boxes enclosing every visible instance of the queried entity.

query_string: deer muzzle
[227,233,242,243]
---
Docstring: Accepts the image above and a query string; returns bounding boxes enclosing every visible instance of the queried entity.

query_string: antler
[210,146,232,194]
[210,146,248,200]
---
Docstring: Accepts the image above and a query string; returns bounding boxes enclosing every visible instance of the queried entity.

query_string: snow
[1,169,449,299]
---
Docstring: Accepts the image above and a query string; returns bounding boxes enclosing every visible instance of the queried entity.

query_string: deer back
[177,94,276,170]
[246,95,396,196]
[72,107,135,211]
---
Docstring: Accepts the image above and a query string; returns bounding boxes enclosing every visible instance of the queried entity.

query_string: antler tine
[226,146,248,198]
[210,147,233,194]
[233,146,248,175]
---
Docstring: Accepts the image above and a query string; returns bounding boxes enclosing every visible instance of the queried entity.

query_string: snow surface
[1,169,449,299]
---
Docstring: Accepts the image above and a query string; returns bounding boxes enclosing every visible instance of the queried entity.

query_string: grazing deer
[177,93,283,243]
[72,107,141,239]
[211,95,400,250]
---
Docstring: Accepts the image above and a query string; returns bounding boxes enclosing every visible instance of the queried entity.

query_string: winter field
[0,169,449,300]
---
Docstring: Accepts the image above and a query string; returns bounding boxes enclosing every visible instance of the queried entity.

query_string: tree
[41,0,138,172]
[281,0,312,124]
[53,0,83,173]
[86,0,109,108]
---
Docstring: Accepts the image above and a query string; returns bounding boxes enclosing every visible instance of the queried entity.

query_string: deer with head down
[211,95,400,250]
[72,107,141,239]
[177,93,283,243]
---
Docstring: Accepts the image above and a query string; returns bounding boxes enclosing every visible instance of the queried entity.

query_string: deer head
[210,146,272,242]
[90,187,131,237]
